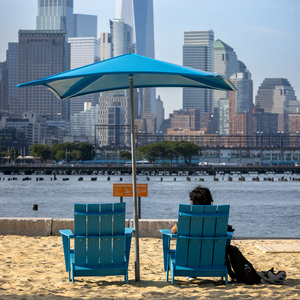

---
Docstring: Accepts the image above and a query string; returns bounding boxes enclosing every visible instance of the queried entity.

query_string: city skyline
[0,0,299,117]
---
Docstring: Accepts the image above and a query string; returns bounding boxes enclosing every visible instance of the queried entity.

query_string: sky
[0,0,299,117]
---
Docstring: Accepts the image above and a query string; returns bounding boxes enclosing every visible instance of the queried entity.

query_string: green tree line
[3,140,199,165]
[120,140,200,165]
[29,142,95,163]
[138,140,200,164]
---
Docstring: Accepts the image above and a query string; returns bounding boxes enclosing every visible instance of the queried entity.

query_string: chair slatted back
[175,204,230,268]
[74,203,126,267]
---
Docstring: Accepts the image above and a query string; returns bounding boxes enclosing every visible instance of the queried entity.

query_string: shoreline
[1,164,300,176]
[0,236,299,299]
[1,217,300,239]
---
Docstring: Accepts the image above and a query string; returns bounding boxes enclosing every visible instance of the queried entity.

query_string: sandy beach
[0,236,299,299]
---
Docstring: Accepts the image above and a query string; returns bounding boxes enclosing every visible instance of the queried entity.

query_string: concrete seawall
[1,218,298,239]
[0,218,177,238]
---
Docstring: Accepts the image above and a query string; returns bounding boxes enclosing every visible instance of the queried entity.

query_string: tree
[137,140,200,165]
[30,144,52,163]
[76,142,95,161]
[176,140,200,164]
[51,142,79,162]
[70,150,81,161]
[50,142,95,162]
[7,148,18,164]
[119,150,131,160]
[137,141,176,163]
[138,144,159,163]
[160,141,178,163]
[55,150,65,161]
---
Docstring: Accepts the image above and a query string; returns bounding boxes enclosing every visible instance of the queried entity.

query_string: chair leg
[169,260,175,284]
[166,256,169,282]
[68,259,71,282]
[221,275,228,285]
[71,263,75,283]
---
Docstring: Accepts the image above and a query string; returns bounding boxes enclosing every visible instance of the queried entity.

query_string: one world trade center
[116,0,156,122]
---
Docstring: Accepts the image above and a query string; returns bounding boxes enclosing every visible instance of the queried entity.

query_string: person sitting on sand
[171,185,213,234]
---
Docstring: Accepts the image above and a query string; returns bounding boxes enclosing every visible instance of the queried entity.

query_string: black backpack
[226,245,261,285]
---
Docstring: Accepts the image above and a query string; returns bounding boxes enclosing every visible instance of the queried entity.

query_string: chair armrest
[226,231,234,245]
[159,229,177,239]
[59,229,74,238]
[124,227,134,263]
[227,232,233,239]
[125,227,134,236]
[60,229,74,272]
[159,229,177,272]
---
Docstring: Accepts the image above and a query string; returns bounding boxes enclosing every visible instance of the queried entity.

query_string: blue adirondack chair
[60,202,134,283]
[160,204,232,285]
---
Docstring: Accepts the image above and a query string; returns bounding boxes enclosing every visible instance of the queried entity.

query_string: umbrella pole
[129,75,140,281]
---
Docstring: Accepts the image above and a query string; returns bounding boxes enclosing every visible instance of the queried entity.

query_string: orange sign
[113,183,148,197]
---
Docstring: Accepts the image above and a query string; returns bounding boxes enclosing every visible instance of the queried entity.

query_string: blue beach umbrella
[17,53,236,280]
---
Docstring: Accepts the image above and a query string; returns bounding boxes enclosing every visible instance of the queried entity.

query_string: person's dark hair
[189,185,213,205]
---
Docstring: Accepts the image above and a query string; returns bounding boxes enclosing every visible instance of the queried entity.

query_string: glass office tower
[183,30,214,113]
[229,71,253,136]
[255,78,297,132]
[37,0,74,38]
[73,14,97,38]
[116,0,156,119]
[68,37,100,116]
[116,0,154,58]
[214,39,239,108]
[7,43,18,113]
[110,19,133,57]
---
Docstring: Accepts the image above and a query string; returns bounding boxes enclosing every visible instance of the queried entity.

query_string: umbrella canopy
[17,53,236,281]
[17,53,235,98]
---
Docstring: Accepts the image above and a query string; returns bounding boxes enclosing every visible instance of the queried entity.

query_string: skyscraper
[255,78,297,132]
[68,37,100,116]
[285,100,300,132]
[100,33,112,61]
[218,99,229,135]
[229,70,253,136]
[183,30,214,113]
[116,0,156,119]
[116,0,154,58]
[73,14,97,38]
[97,95,130,147]
[110,19,133,57]
[96,18,134,145]
[214,39,239,108]
[253,108,278,135]
[68,11,98,117]
[156,95,164,132]
[7,43,18,114]
[16,30,70,120]
[0,62,8,113]
[37,0,74,38]
[70,103,100,139]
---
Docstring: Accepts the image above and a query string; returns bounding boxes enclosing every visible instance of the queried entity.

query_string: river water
[0,173,299,238]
